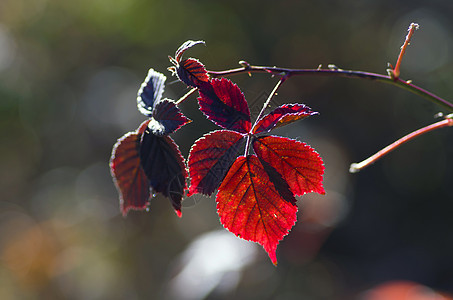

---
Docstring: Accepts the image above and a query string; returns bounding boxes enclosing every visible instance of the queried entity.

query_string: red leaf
[257,157,297,206]
[168,40,208,88]
[151,99,191,135]
[217,155,298,265]
[252,104,318,134]
[198,78,251,133]
[253,136,325,196]
[110,120,151,216]
[140,130,187,217]
[176,58,210,88]
[188,130,245,196]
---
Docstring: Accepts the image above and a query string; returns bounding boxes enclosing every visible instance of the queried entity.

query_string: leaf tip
[267,250,278,266]
[186,189,195,198]
[120,205,128,217]
[175,40,206,62]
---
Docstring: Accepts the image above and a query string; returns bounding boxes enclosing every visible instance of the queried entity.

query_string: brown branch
[208,65,453,112]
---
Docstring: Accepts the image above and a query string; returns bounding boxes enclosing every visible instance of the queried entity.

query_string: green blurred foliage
[1,0,453,299]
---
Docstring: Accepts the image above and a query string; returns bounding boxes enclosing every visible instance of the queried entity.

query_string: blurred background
[1,0,453,299]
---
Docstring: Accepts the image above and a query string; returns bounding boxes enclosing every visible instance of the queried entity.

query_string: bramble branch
[206,22,453,174]
[209,65,453,112]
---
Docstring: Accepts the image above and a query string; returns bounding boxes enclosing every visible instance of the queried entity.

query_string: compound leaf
[216,155,298,265]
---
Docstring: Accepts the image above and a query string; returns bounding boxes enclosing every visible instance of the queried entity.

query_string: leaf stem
[253,76,287,127]
[349,116,453,173]
[209,66,453,112]
[175,87,197,105]
[245,77,287,157]
[244,135,251,156]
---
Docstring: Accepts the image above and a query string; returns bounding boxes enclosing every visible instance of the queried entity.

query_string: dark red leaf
[140,129,187,217]
[252,104,318,134]
[151,99,191,135]
[188,130,245,196]
[176,58,210,88]
[110,120,151,216]
[253,136,325,196]
[137,69,166,117]
[198,78,251,133]
[174,40,205,62]
[168,40,209,88]
[216,155,298,265]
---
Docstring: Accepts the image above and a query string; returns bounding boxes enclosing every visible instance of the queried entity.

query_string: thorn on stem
[387,68,396,79]
[434,112,444,119]
[239,60,251,69]
[328,64,341,71]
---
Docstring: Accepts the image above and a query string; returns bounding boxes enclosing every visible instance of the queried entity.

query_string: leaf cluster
[110,41,325,264]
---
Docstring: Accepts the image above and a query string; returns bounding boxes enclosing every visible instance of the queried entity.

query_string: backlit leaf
[198,78,251,133]
[110,120,151,216]
[176,58,210,88]
[174,40,206,62]
[217,155,298,265]
[140,129,187,217]
[253,136,325,196]
[137,69,166,117]
[258,157,297,206]
[188,130,245,196]
[253,104,318,134]
[151,99,191,135]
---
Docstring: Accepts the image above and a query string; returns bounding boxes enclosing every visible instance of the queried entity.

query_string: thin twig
[392,23,419,79]
[349,116,453,173]
[209,66,453,112]
[253,76,287,127]
[244,76,288,156]
[176,87,197,105]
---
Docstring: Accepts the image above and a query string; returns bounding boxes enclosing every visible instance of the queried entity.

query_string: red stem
[392,23,419,79]
[349,117,453,173]
[176,87,197,105]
